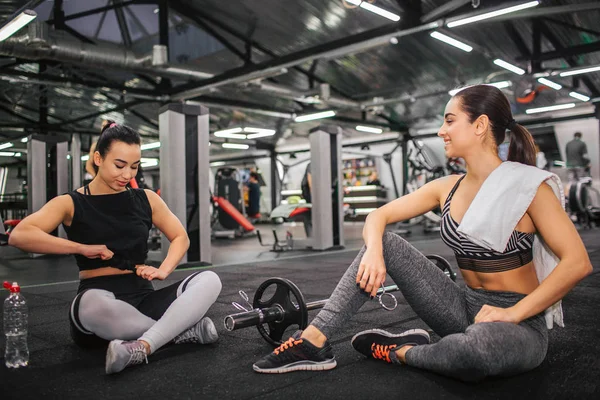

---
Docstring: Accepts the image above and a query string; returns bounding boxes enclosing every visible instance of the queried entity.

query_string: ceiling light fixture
[294,110,336,122]
[430,31,473,52]
[448,81,511,96]
[359,2,401,22]
[0,10,37,42]
[140,142,161,150]
[493,59,526,75]
[525,103,576,114]
[537,78,562,90]
[356,125,383,134]
[569,92,591,102]
[0,142,13,150]
[222,143,250,150]
[447,1,539,28]
[559,65,600,77]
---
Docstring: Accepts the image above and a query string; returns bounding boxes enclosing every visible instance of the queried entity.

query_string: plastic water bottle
[3,281,29,368]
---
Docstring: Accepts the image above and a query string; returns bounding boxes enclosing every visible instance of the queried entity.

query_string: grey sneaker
[174,317,219,345]
[105,340,148,375]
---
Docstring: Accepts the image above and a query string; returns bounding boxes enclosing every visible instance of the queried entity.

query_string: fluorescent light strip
[246,131,276,139]
[448,81,511,96]
[0,10,37,42]
[81,155,89,161]
[525,103,576,114]
[214,127,243,135]
[359,2,401,22]
[14,152,21,157]
[356,125,383,134]
[0,142,13,150]
[430,31,472,52]
[493,59,525,75]
[294,110,336,122]
[214,132,247,139]
[569,92,591,102]
[345,0,361,5]
[537,78,562,90]
[559,65,600,77]
[20,137,28,143]
[243,128,275,134]
[222,143,249,150]
[447,1,539,28]
[0,152,15,156]
[140,142,161,150]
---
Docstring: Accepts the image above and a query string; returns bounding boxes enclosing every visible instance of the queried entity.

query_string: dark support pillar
[270,148,279,212]
[531,19,542,73]
[401,135,409,195]
[158,0,171,90]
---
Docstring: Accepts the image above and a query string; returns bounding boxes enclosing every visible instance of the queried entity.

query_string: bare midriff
[460,261,539,294]
[79,267,134,280]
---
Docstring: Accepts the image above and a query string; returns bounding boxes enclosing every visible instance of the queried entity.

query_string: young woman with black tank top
[252,85,592,381]
[9,120,222,375]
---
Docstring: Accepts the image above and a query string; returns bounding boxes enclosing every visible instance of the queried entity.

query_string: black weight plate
[426,254,457,282]
[253,277,309,347]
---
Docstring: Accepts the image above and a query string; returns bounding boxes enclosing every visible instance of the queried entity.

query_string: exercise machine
[212,167,255,239]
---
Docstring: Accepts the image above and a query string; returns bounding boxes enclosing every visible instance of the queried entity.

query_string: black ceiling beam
[113,0,133,48]
[62,25,95,44]
[169,2,247,62]
[0,104,38,123]
[103,93,158,128]
[172,5,352,98]
[524,39,600,62]
[531,19,542,73]
[541,17,600,37]
[51,99,148,127]
[169,22,411,97]
[45,0,138,25]
[537,21,600,96]
[0,68,162,96]
[503,21,530,59]
[421,0,471,23]
[123,5,150,37]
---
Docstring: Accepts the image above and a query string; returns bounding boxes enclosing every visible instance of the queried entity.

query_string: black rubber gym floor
[1,230,599,399]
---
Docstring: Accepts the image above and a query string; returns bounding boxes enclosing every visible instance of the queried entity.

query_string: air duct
[0,22,213,81]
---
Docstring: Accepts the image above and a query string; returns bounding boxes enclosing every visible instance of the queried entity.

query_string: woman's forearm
[158,235,190,275]
[513,258,592,322]
[362,211,388,251]
[8,226,81,255]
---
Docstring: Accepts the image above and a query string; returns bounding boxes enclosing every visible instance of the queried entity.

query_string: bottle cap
[3,281,20,293]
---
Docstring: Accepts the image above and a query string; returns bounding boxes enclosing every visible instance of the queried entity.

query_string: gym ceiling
[0,0,599,165]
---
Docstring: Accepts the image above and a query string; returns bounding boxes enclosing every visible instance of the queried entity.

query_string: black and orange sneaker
[253,336,337,373]
[351,328,430,364]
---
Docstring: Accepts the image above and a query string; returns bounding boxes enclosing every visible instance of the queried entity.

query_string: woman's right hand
[356,247,386,298]
[77,244,114,260]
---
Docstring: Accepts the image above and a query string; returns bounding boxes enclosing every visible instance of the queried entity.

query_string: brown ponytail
[507,123,536,166]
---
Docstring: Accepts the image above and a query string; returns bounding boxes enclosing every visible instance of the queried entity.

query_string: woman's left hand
[135,265,168,281]
[474,304,521,324]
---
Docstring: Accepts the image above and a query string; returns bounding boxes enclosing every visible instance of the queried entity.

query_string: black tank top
[63,186,153,271]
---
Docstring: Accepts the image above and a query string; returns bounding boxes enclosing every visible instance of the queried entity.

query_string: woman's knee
[187,270,222,298]
[382,232,409,250]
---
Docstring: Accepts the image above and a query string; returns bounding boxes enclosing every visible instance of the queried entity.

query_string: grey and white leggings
[312,232,548,382]
[70,270,222,353]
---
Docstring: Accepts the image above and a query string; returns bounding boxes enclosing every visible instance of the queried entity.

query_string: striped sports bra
[440,175,534,273]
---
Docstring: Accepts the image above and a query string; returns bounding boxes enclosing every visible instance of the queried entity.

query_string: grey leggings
[76,271,221,353]
[312,232,548,382]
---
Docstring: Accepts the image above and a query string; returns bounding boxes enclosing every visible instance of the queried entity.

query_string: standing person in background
[565,132,590,181]
[247,172,261,218]
[366,172,382,186]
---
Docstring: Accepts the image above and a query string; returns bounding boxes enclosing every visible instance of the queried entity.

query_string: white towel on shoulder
[456,161,564,329]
